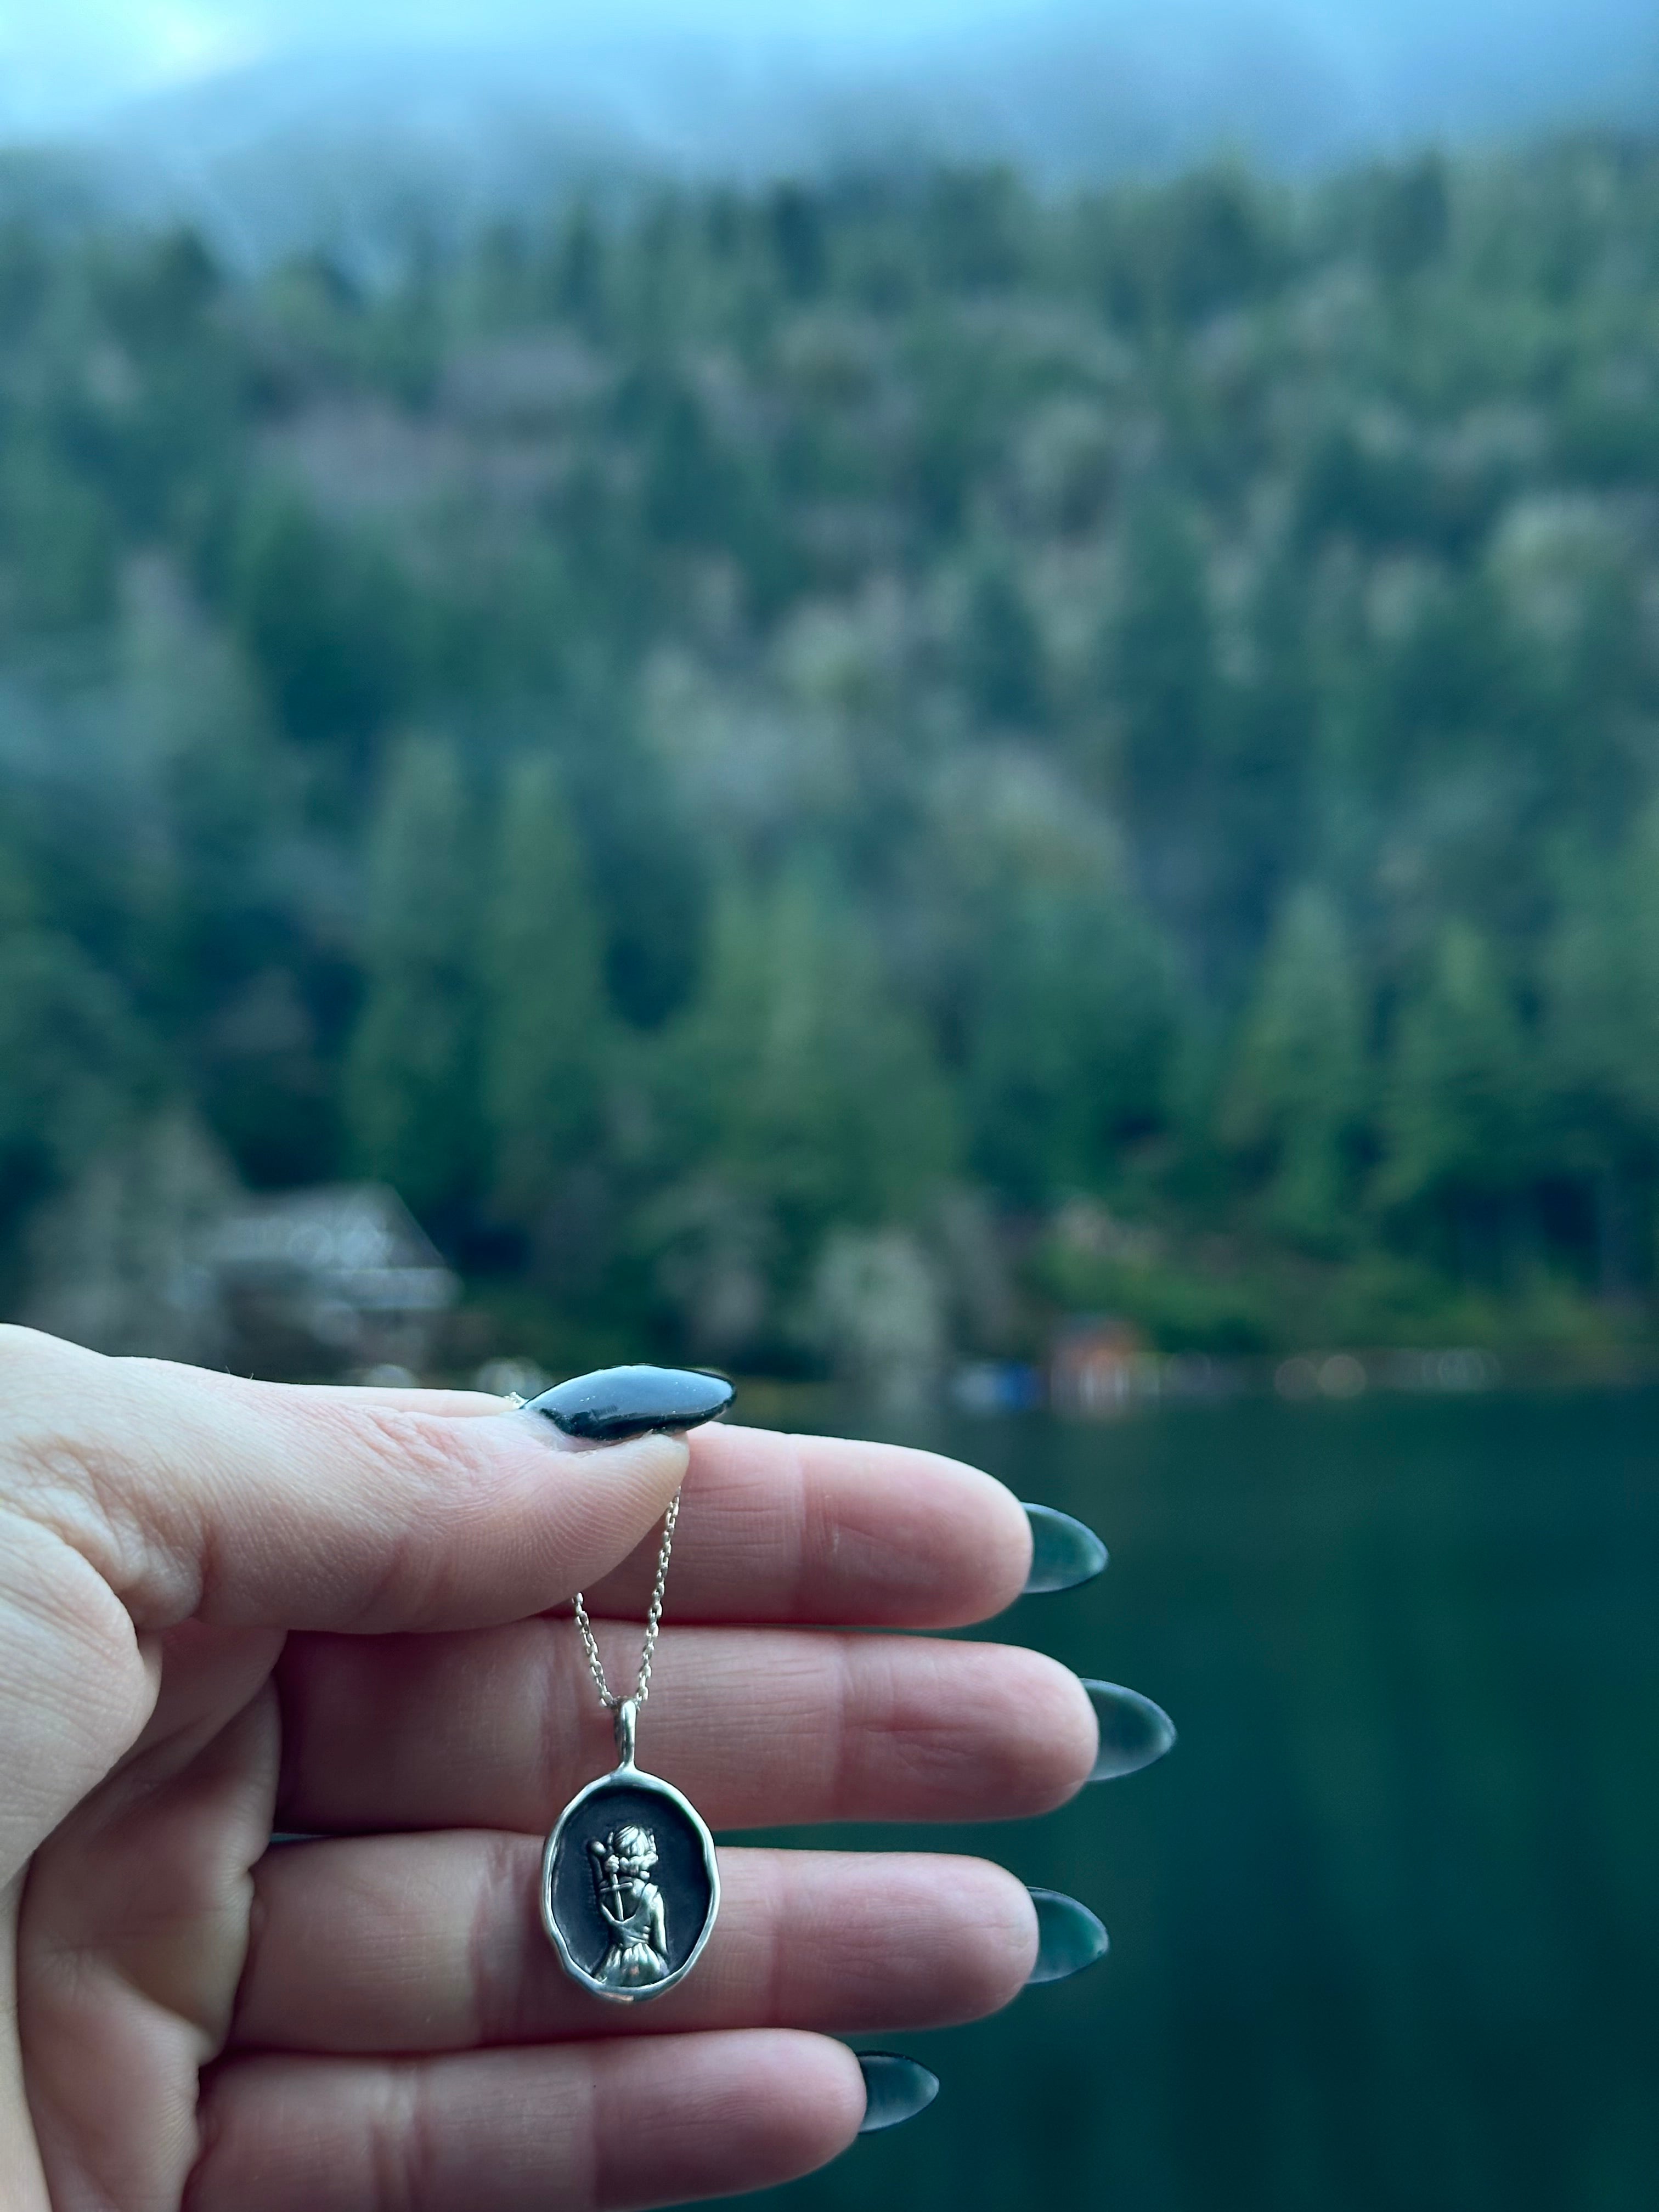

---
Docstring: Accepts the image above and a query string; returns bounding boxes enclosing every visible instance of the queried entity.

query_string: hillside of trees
[3,138,1659,1377]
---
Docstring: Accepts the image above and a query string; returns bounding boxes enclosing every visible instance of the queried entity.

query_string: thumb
[0,1330,705,1635]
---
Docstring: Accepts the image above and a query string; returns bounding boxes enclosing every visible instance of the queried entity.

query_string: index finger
[579,1424,1035,1628]
[0,1329,687,1635]
[290,1393,1035,1627]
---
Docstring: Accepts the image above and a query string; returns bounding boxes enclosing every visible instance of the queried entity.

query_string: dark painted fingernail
[857,2052,940,2134]
[1022,1503,1108,1593]
[1026,1887,1110,1984]
[1082,1679,1177,1780]
[520,1365,735,1442]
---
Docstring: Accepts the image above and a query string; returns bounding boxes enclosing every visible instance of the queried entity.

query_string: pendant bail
[614,1697,639,1768]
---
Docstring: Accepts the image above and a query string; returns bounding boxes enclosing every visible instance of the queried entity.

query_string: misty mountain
[6,0,1659,261]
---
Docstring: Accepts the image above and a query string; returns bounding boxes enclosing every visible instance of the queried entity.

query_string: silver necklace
[540,1485,720,2002]
[570,1485,681,1713]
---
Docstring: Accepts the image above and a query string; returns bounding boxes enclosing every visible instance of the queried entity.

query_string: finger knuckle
[335,1406,496,1522]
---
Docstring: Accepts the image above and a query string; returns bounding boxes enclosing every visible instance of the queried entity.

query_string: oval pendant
[541,1700,720,2002]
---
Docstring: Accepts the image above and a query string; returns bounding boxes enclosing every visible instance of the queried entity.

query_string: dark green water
[728,1390,1659,2212]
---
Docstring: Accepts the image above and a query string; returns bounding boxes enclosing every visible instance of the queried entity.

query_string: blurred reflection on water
[729,1391,1659,2212]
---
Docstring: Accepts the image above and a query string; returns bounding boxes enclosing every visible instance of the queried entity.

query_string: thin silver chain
[571,1487,682,1710]
[501,1393,684,1713]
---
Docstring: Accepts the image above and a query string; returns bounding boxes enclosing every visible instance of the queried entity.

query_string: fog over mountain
[4,0,1658,258]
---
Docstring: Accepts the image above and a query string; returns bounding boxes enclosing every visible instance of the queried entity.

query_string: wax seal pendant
[541,1698,720,2002]
[520,1364,731,2001]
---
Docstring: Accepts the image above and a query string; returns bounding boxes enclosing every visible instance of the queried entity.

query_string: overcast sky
[2,0,1649,151]
[0,1,1404,134]
[3,0,1019,129]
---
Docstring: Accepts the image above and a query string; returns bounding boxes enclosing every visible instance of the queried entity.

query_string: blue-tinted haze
[4,1,1657,259]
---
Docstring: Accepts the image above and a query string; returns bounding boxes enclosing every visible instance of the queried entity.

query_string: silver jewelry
[571,1487,680,1714]
[540,1491,719,2001]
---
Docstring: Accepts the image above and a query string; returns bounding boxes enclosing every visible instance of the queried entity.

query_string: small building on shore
[20,1109,458,1379]
[1050,1315,1149,1416]
[201,1183,456,1379]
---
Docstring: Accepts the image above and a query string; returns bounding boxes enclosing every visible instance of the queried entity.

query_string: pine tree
[1376,921,1535,1277]
[1112,498,1214,807]
[962,556,1047,729]
[0,933,148,1194]
[344,738,478,1222]
[1107,496,1218,941]
[966,875,1178,1206]
[1219,887,1365,1251]
[1613,802,1659,1133]
[230,493,410,753]
[1542,805,1659,1291]
[659,871,957,1271]
[481,753,608,1221]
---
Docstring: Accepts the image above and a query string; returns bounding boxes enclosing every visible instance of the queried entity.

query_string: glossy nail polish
[857,2053,940,2135]
[1021,1503,1108,1593]
[1082,1679,1177,1781]
[1026,1888,1110,1984]
[520,1365,735,1442]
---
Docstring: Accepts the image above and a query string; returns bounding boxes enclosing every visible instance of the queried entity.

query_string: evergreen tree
[1220,887,1365,1252]
[1541,806,1659,1291]
[1368,153,1451,282]
[1619,804,1659,1132]
[551,203,606,325]
[639,383,740,549]
[230,493,411,753]
[1206,563,1316,978]
[962,556,1047,728]
[0,932,149,1240]
[1376,922,1536,1277]
[661,871,957,1269]
[345,738,478,1223]
[1107,497,1217,937]
[481,753,608,1221]
[6,153,1659,1351]
[966,876,1178,1206]
[768,183,828,299]
[0,442,115,638]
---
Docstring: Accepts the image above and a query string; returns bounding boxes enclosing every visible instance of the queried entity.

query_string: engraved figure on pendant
[589,1825,669,1988]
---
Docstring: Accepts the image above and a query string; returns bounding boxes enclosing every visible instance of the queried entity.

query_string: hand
[0,1327,1103,2209]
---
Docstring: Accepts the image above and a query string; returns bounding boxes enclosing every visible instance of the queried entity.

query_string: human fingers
[0,1329,687,1634]
[277,1625,1099,1832]
[188,2032,866,2212]
[579,1423,1036,1627]
[309,1398,1046,1630]
[234,1836,1037,2052]
[285,1386,508,1415]
[272,1395,1048,1629]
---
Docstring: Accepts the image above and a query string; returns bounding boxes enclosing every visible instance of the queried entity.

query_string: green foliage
[345,738,479,1220]
[1110,497,1216,822]
[961,555,1048,728]
[1090,165,1282,329]
[1377,923,1537,1278]
[229,493,412,752]
[663,873,956,1249]
[1031,1239,1274,1354]
[1366,153,1452,282]
[2,137,1659,1363]
[768,184,828,300]
[966,878,1176,1204]
[0,443,115,636]
[1220,888,1364,1252]
[0,933,149,1229]
[481,753,608,1220]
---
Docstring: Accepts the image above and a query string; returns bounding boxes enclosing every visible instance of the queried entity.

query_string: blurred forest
[4,135,1659,1376]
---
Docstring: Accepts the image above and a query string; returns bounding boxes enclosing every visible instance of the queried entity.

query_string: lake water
[726,1389,1659,2212]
